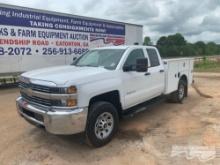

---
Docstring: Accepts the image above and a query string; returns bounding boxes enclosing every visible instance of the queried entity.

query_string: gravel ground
[0,72,220,165]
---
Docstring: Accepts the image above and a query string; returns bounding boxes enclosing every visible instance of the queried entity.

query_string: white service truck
[0,3,142,85]
[16,45,194,147]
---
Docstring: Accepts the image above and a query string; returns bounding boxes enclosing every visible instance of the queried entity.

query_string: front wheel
[85,101,119,147]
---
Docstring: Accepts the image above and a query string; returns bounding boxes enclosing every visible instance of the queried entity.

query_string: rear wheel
[170,79,187,103]
[86,101,119,147]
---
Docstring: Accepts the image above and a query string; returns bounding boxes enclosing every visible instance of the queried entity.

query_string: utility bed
[163,58,194,94]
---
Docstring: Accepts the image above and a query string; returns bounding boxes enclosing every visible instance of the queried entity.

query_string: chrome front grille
[19,81,62,106]
[20,92,62,107]
[19,82,61,94]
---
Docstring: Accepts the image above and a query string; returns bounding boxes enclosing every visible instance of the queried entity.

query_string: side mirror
[123,65,133,72]
[136,58,148,72]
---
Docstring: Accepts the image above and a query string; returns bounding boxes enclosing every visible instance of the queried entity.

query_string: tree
[156,34,187,47]
[156,33,220,57]
[167,33,186,46]
[156,33,187,57]
[157,36,168,46]
[143,36,152,45]
[194,41,206,56]
[205,42,218,55]
[181,43,196,56]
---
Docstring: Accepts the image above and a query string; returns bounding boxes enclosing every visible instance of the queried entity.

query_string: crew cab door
[145,48,165,97]
[122,48,154,109]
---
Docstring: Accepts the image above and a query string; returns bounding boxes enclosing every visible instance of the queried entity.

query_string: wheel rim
[94,112,114,140]
[178,84,185,100]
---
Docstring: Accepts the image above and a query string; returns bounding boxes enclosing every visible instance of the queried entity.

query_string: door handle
[159,69,164,73]
[145,72,151,76]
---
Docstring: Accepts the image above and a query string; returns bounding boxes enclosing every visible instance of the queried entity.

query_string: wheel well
[180,75,188,84]
[180,74,188,96]
[89,90,122,117]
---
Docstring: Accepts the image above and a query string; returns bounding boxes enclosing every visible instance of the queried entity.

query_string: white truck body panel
[163,58,194,94]
[120,47,165,109]
[0,3,143,75]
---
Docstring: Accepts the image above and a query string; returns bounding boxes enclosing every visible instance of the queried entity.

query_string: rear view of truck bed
[163,58,194,94]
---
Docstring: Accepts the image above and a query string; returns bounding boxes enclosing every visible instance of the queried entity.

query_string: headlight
[60,86,77,107]
[61,98,77,107]
[67,86,77,94]
[67,99,77,107]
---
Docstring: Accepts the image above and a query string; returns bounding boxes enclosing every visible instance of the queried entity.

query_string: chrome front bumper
[16,97,88,135]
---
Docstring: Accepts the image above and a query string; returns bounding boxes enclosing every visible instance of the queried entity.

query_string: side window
[124,49,145,70]
[147,49,160,67]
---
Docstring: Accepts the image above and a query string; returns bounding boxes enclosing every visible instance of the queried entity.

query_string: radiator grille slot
[20,92,61,107]
[19,82,61,94]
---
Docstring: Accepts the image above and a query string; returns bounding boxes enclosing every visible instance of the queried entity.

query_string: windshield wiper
[75,65,112,70]
[76,64,98,67]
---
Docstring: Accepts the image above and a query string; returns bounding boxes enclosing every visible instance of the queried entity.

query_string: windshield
[73,49,125,70]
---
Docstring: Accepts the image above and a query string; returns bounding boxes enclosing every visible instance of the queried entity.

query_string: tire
[170,79,187,103]
[85,101,119,147]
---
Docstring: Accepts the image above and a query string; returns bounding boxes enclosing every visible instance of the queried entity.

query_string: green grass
[194,59,220,72]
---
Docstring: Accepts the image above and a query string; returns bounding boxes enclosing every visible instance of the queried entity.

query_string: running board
[122,95,166,118]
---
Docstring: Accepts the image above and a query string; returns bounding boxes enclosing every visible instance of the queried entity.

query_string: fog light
[67,99,77,107]
[67,86,77,94]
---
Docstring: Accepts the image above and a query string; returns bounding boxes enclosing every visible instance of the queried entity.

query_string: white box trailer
[0,3,143,84]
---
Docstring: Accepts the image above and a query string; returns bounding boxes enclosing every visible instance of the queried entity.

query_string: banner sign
[0,6,125,57]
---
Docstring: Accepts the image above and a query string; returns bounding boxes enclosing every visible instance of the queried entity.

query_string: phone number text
[0,47,89,56]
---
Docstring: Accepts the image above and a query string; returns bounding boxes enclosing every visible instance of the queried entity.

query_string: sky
[1,0,220,44]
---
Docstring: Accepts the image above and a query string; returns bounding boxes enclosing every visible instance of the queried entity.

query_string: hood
[21,65,110,86]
